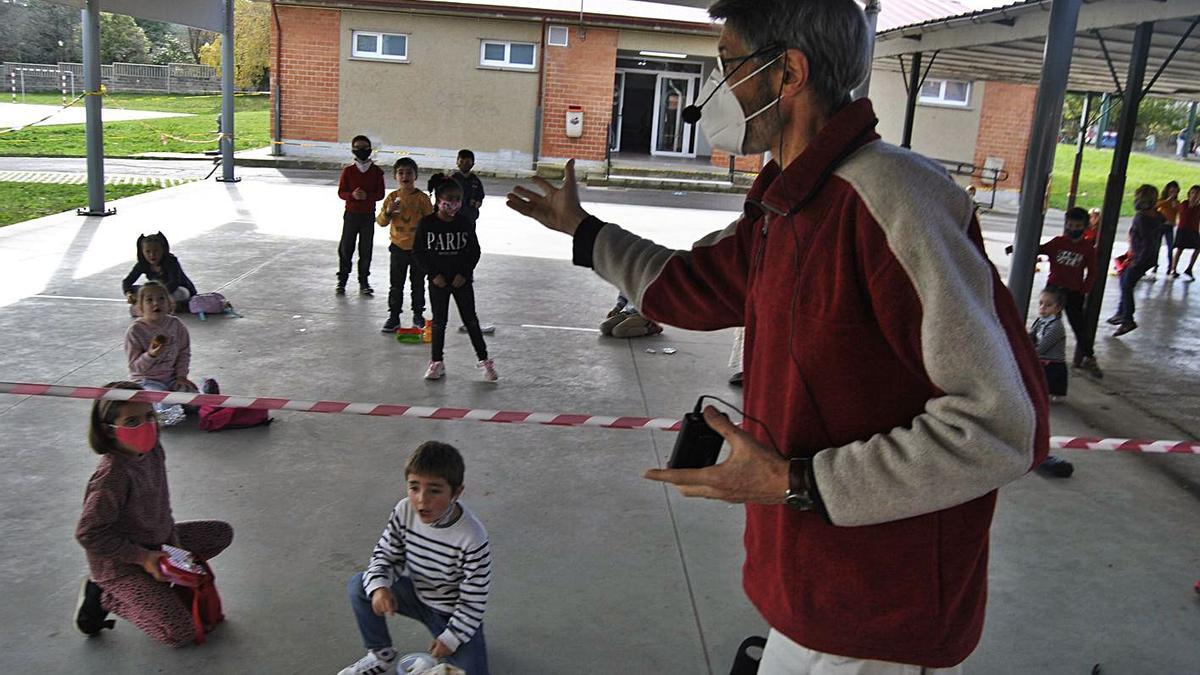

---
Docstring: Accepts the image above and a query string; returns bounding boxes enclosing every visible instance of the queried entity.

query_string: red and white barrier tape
[2,381,1197,454]
[0,381,683,431]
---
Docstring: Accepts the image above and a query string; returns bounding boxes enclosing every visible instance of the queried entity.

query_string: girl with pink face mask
[73,381,233,647]
[414,175,497,382]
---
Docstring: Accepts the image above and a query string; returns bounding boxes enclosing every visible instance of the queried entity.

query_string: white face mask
[695,53,785,156]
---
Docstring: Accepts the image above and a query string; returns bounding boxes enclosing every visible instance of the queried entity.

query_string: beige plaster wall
[338,10,541,155]
[870,66,985,163]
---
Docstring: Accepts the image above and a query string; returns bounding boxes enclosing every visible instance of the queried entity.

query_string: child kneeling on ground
[122,232,196,314]
[340,441,492,675]
[74,381,234,646]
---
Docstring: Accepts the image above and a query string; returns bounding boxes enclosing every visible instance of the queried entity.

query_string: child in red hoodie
[337,135,386,296]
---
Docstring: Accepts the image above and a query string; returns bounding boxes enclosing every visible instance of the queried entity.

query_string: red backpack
[198,405,272,432]
[161,555,224,644]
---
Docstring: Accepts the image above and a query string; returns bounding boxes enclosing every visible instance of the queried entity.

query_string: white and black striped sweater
[362,498,492,652]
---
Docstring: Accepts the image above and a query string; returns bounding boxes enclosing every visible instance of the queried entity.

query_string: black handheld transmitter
[667,400,725,469]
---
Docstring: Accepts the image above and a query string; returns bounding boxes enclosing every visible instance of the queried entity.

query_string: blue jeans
[1116,264,1149,323]
[347,572,489,675]
[138,377,175,414]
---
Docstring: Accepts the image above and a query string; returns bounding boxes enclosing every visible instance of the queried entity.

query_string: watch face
[785,492,813,510]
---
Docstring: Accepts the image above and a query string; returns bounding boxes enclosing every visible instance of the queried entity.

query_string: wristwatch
[784,457,814,511]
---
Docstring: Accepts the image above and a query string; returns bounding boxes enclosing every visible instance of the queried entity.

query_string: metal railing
[934,158,1010,210]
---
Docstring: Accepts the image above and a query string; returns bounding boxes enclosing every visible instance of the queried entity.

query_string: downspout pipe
[533,18,547,171]
[272,0,283,157]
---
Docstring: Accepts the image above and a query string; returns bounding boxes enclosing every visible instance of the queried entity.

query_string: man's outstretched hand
[506,159,591,236]
[644,406,790,505]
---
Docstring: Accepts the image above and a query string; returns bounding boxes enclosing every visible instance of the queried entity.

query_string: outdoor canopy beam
[77,0,112,217]
[1008,0,1082,320]
[900,52,922,149]
[1080,22,1155,361]
[217,0,239,183]
[1066,91,1094,211]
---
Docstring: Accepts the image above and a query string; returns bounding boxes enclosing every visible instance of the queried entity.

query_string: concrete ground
[0,102,190,130]
[0,166,1197,674]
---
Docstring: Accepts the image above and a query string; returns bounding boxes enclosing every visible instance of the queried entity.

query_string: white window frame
[918,78,972,107]
[351,30,409,62]
[548,25,569,47]
[479,40,538,70]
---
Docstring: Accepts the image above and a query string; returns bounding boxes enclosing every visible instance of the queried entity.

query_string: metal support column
[852,0,881,100]
[1184,100,1198,158]
[900,51,921,149]
[78,0,113,217]
[1095,92,1112,149]
[1080,22,1154,360]
[1007,0,1082,320]
[1067,92,1093,210]
[218,0,240,182]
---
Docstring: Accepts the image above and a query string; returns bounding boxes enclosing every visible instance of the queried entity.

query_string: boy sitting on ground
[339,442,492,675]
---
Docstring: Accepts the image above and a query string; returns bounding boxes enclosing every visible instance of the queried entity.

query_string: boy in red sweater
[337,135,386,295]
[1042,208,1102,377]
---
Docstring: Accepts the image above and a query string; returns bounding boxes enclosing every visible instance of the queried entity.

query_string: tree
[198,0,270,90]
[136,18,190,65]
[80,12,150,64]
[1061,91,1191,143]
[186,27,217,64]
[0,0,79,64]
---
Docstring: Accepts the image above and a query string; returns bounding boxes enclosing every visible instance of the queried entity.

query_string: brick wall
[972,81,1038,192]
[539,26,618,161]
[272,5,340,143]
[710,149,765,173]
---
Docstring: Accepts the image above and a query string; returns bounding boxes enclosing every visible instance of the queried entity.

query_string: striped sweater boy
[362,498,491,652]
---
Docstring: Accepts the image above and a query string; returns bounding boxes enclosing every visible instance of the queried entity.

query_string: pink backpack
[188,293,231,319]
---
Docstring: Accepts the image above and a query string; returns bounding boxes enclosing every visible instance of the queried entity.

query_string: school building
[266,0,759,171]
[266,0,1041,186]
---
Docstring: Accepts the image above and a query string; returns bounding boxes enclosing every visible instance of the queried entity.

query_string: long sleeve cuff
[437,628,462,653]
[572,216,607,268]
[363,574,392,597]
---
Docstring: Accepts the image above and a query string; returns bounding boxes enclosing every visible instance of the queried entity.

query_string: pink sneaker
[479,359,498,382]
[424,361,445,380]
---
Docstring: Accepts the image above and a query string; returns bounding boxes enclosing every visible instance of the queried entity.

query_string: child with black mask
[336,135,386,296]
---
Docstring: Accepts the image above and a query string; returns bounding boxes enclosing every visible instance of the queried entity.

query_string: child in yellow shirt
[378,158,435,332]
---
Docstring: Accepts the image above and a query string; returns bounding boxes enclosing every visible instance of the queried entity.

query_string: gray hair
[709,0,870,111]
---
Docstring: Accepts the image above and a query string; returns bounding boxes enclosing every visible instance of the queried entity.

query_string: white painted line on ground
[521,324,601,333]
[31,294,125,303]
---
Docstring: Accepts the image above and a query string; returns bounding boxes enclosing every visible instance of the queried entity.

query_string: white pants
[759,629,964,675]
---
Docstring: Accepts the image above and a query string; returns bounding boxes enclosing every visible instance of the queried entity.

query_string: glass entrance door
[652,74,695,157]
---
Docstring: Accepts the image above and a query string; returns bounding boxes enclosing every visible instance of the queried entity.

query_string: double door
[612,71,700,157]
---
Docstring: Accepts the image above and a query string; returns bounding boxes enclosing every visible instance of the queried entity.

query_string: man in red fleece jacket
[337,134,386,296]
[508,1,1049,672]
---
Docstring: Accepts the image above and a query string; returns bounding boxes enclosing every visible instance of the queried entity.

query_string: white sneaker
[424,361,445,380]
[480,358,498,382]
[337,649,396,675]
[158,405,186,427]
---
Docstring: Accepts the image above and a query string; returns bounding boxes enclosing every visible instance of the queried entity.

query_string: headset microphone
[682,105,703,124]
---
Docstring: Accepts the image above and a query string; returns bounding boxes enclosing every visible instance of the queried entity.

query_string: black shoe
[1077,357,1103,379]
[1039,455,1074,478]
[75,579,114,637]
[1113,321,1138,337]
[1105,315,1123,325]
[729,371,743,387]
[413,314,426,329]
[335,284,346,296]
[381,316,399,333]
[360,285,374,296]
[1186,271,1195,280]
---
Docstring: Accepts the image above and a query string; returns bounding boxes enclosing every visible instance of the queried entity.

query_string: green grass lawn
[0,92,271,157]
[0,181,163,227]
[1050,145,1200,217]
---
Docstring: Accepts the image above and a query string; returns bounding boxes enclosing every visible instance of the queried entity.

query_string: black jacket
[121,232,197,296]
[413,212,481,281]
[451,171,485,222]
